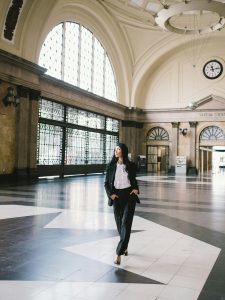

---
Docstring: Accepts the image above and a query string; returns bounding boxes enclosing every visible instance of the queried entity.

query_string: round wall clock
[203,59,223,79]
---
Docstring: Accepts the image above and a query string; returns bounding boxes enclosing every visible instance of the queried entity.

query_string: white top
[114,163,131,189]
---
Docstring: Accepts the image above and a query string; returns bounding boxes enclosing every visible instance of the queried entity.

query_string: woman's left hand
[130,189,138,195]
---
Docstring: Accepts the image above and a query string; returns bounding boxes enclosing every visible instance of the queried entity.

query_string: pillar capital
[189,122,198,128]
[171,122,179,128]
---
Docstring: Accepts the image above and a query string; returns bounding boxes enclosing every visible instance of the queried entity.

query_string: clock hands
[209,65,220,71]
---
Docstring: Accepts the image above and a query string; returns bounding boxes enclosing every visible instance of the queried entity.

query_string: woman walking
[104,143,140,265]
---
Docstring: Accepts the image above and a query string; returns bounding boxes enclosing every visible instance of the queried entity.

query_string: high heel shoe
[124,250,128,256]
[114,256,121,265]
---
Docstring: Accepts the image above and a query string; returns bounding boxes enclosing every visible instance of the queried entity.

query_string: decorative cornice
[0,49,46,75]
[41,74,126,111]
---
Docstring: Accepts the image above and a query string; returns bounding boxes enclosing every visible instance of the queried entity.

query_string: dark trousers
[113,187,136,256]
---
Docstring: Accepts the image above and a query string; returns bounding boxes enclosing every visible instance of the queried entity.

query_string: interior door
[147,146,169,174]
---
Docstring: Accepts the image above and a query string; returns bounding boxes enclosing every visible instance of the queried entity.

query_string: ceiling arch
[12,0,133,106]
[130,32,225,108]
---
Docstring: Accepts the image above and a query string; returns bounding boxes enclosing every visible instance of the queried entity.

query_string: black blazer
[104,161,140,206]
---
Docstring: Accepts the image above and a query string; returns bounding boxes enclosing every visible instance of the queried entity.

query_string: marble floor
[0,173,225,300]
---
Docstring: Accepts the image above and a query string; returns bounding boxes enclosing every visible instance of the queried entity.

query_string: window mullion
[61,22,66,81]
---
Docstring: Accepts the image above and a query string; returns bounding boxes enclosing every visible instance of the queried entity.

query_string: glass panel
[67,108,89,127]
[87,132,104,164]
[104,55,117,101]
[106,134,118,163]
[37,123,63,165]
[78,110,88,127]
[39,23,63,80]
[39,99,64,121]
[67,107,105,129]
[64,22,79,85]
[200,126,224,140]
[147,164,157,173]
[87,112,105,129]
[80,26,92,92]
[106,117,119,132]
[65,128,86,165]
[66,106,78,125]
[93,37,104,96]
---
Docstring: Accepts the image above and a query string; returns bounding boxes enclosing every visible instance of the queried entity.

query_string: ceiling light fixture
[155,0,225,34]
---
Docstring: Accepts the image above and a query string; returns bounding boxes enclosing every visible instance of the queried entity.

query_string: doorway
[199,146,225,174]
[147,145,169,174]
[212,146,225,174]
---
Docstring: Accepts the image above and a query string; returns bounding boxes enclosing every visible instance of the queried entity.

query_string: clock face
[203,60,223,79]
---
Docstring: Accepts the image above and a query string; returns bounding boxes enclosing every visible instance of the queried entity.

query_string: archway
[199,126,225,174]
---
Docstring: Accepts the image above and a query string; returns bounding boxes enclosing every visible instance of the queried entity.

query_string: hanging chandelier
[155,0,225,35]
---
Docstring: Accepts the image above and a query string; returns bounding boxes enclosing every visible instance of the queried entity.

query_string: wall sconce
[179,128,188,136]
[2,86,20,107]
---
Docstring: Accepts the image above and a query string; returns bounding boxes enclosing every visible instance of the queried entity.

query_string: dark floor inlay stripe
[98,268,164,284]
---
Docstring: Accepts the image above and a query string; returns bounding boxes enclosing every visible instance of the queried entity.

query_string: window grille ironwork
[87,132,105,164]
[66,107,105,129]
[38,99,119,167]
[106,117,119,132]
[65,128,86,165]
[39,21,117,101]
[106,134,118,162]
[37,123,63,165]
[87,112,105,129]
[39,98,64,121]
[148,127,169,140]
[200,126,224,140]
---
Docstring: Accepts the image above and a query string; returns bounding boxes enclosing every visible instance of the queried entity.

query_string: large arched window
[39,22,117,101]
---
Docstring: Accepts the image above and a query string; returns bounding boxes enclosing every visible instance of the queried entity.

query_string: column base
[168,166,175,175]
[14,168,38,182]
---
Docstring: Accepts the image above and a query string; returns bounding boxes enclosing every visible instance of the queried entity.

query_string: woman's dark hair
[109,143,132,174]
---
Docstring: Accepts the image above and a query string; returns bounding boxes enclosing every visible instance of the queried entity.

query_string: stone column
[15,86,40,181]
[121,120,143,163]
[188,121,198,175]
[121,107,143,164]
[28,89,40,179]
[168,122,179,175]
[15,86,30,180]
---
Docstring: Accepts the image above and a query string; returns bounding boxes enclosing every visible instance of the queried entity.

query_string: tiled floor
[0,174,225,300]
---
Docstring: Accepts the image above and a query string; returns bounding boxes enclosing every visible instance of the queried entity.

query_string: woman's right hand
[111,194,119,201]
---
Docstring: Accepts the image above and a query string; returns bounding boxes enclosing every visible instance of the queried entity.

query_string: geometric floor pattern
[0,173,225,299]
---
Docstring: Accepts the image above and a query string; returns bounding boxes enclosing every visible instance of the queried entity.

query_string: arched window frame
[38,21,117,101]
[147,127,169,141]
[200,126,225,140]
